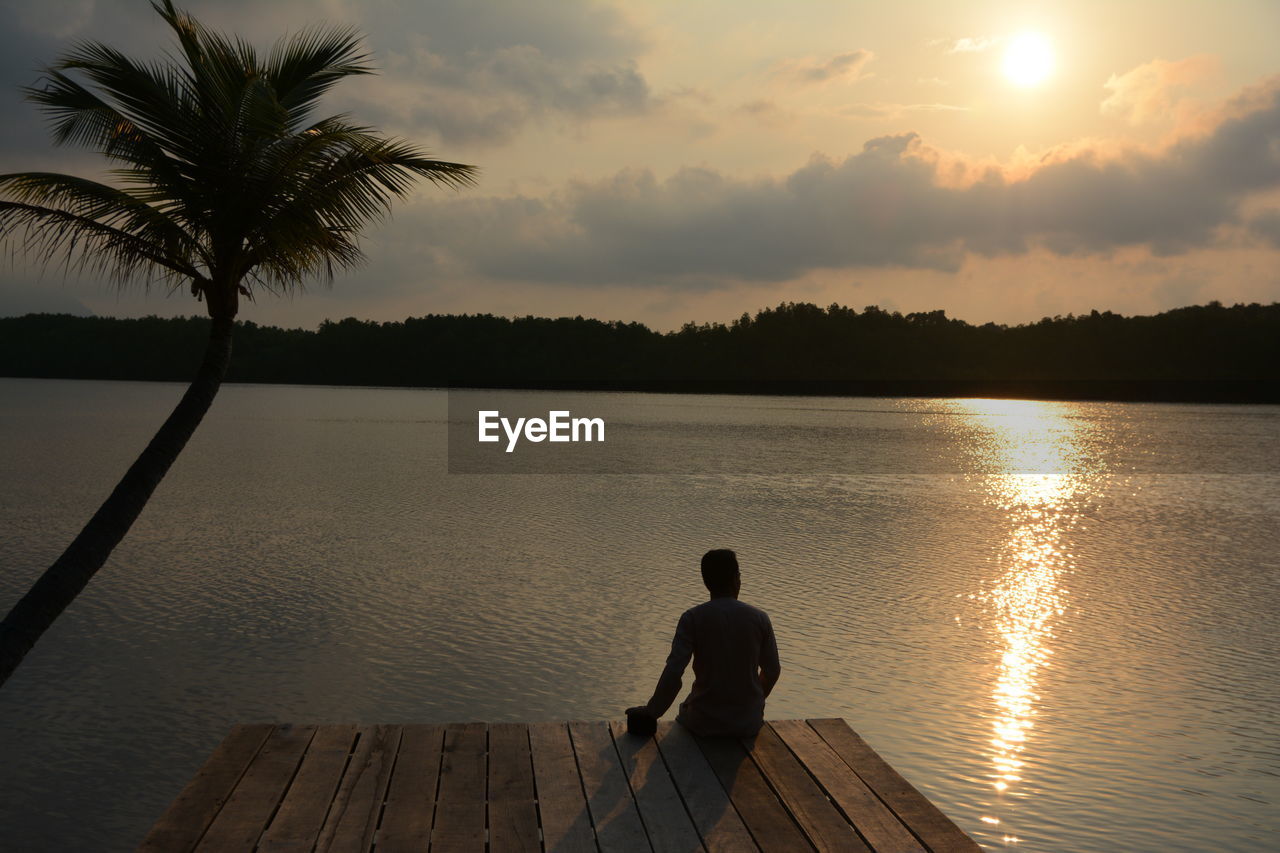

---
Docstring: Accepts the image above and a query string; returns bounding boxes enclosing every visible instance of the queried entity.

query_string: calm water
[1,377,1277,851]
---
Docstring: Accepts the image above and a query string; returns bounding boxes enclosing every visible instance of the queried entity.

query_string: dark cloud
[338,0,653,147]
[371,0,645,65]
[0,0,654,154]
[407,78,1280,287]
[1249,209,1280,247]
[0,7,78,158]
[367,41,650,147]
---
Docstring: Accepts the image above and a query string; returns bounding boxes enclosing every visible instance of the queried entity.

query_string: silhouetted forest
[2,301,1278,402]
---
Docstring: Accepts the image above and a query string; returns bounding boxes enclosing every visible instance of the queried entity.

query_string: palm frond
[239,127,475,279]
[2,0,476,308]
[53,41,204,165]
[0,173,199,251]
[265,24,373,130]
[0,197,203,286]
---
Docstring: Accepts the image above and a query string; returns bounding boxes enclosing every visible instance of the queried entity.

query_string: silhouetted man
[628,549,780,737]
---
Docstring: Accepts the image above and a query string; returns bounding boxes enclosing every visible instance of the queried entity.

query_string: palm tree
[0,0,476,687]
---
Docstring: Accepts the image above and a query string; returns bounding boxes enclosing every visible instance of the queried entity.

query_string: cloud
[329,0,654,148]
[774,50,874,86]
[7,0,95,39]
[0,1,124,162]
[1101,55,1220,125]
[842,102,969,120]
[362,41,650,147]
[0,0,656,152]
[406,77,1280,288]
[737,98,791,127]
[1249,209,1280,247]
[939,35,1001,54]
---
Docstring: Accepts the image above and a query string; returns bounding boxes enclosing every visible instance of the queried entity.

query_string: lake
[0,377,1277,851]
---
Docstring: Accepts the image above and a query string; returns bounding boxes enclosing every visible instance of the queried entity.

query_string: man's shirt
[646,597,780,737]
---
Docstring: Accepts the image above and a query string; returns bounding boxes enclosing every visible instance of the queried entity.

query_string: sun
[1002,32,1053,88]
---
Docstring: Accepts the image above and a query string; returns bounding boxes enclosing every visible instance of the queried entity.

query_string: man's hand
[625,705,658,736]
[760,665,779,699]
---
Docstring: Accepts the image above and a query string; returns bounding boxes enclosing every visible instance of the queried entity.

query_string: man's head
[701,548,740,597]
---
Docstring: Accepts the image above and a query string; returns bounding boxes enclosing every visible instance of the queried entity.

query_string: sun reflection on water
[959,399,1082,805]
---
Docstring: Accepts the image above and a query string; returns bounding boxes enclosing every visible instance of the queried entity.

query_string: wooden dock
[140,719,981,852]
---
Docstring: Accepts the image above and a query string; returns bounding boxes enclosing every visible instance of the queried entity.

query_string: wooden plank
[259,724,359,852]
[489,722,541,853]
[808,720,982,853]
[431,722,489,852]
[194,724,316,852]
[771,720,925,853]
[314,725,401,852]
[695,733,813,853]
[139,724,274,853]
[569,720,650,853]
[609,720,704,853]
[744,725,869,852]
[528,721,598,853]
[376,724,445,853]
[145,719,976,853]
[653,723,758,853]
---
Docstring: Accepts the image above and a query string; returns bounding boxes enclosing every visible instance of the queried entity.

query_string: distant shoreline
[3,303,1278,404]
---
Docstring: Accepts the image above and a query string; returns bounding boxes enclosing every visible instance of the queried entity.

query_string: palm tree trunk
[0,316,235,687]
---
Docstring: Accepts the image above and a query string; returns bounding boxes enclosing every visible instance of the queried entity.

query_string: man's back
[647,596,780,737]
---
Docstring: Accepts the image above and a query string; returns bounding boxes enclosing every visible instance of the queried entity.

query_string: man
[628,549,781,737]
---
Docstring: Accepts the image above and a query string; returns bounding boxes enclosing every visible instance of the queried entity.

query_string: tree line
[2,300,1278,401]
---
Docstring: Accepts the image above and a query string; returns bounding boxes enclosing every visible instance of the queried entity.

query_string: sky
[1,0,1278,331]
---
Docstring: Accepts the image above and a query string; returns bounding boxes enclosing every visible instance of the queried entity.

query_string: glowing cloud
[1102,55,1220,125]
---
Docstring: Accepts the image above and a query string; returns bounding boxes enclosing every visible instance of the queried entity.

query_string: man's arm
[642,610,694,718]
[759,613,780,698]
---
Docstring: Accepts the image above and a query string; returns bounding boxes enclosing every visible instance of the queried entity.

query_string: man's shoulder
[691,598,772,621]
